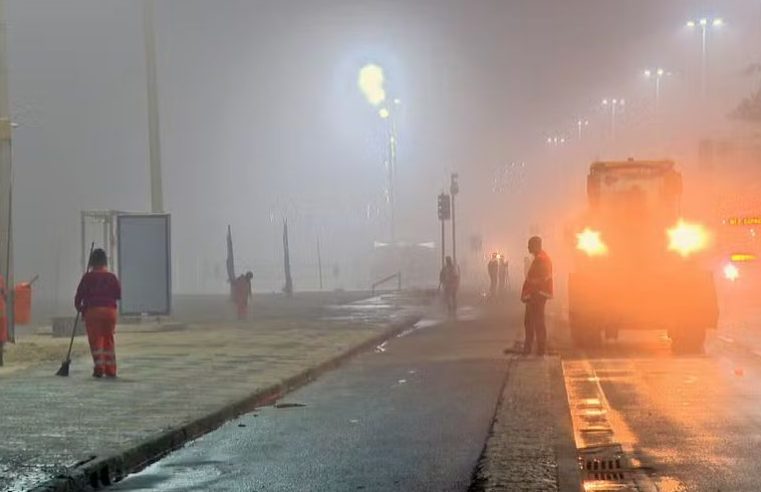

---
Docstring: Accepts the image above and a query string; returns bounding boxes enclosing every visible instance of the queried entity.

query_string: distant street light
[577,119,589,140]
[643,68,668,114]
[601,98,625,141]
[686,16,724,98]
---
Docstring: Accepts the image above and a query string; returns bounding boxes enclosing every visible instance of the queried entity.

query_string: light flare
[667,220,709,257]
[724,263,739,281]
[576,228,608,256]
[357,64,386,107]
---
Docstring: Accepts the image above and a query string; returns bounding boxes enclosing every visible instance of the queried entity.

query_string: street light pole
[379,99,400,243]
[577,120,588,141]
[602,98,625,141]
[701,20,707,98]
[644,68,666,115]
[143,0,163,213]
[687,17,723,100]
[0,0,14,346]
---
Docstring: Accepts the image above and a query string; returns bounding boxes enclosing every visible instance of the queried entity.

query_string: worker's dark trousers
[523,298,547,355]
[444,288,457,316]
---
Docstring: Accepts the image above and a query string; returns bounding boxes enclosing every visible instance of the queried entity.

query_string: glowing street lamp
[643,68,668,114]
[357,64,401,242]
[601,98,625,141]
[685,16,724,98]
[577,119,589,140]
[357,63,386,107]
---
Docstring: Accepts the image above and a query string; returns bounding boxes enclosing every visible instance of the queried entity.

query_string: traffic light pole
[450,173,459,265]
[440,219,446,268]
[451,194,456,264]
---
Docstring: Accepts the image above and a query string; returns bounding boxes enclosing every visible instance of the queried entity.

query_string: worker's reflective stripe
[538,291,553,298]
[91,349,104,355]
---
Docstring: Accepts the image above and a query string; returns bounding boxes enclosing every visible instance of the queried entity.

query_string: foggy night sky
[4,0,760,303]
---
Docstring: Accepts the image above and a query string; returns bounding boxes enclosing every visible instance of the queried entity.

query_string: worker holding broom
[74,248,121,378]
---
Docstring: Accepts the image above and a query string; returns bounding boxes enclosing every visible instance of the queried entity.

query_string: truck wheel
[671,327,706,354]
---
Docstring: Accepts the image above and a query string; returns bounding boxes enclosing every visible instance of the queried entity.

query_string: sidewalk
[0,292,426,492]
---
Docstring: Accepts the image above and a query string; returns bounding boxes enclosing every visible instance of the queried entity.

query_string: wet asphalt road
[109,306,517,491]
[564,329,761,491]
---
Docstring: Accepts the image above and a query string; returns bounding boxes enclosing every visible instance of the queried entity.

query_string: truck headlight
[576,228,608,256]
[667,220,709,257]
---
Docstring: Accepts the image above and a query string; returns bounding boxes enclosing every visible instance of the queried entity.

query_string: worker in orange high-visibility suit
[520,236,553,356]
[75,248,122,378]
[233,271,253,320]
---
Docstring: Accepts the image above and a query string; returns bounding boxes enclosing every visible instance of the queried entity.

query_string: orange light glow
[576,228,608,256]
[724,263,739,281]
[667,220,709,257]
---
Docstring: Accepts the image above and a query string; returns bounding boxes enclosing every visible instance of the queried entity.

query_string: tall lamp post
[378,100,400,243]
[686,17,724,99]
[0,0,14,347]
[643,68,667,115]
[358,63,400,243]
[601,98,625,141]
[577,119,589,141]
[143,0,163,213]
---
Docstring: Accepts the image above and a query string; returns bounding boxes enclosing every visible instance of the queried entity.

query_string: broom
[55,242,94,377]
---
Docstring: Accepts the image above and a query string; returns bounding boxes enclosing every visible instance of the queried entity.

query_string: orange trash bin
[14,282,32,325]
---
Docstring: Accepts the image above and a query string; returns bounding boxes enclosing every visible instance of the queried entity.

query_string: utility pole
[450,173,459,265]
[143,0,163,213]
[0,0,14,346]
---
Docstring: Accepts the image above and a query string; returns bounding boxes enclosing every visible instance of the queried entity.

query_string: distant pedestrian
[75,248,121,378]
[520,237,553,356]
[439,256,460,316]
[487,253,499,300]
[233,271,253,320]
[498,256,509,297]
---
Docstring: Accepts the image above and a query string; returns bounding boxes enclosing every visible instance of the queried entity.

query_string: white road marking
[563,360,660,491]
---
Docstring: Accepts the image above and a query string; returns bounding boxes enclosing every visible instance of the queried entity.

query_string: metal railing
[371,272,402,295]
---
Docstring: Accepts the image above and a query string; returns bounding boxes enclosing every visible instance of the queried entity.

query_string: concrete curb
[29,314,422,492]
[469,356,581,491]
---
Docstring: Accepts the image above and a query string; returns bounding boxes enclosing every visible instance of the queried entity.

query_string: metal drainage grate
[579,444,631,484]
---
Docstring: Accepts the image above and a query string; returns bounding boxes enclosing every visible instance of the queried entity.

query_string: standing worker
[439,256,459,316]
[75,248,121,378]
[487,253,499,300]
[498,255,509,298]
[520,236,553,356]
[233,271,253,320]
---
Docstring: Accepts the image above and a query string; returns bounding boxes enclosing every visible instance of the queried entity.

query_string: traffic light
[438,193,451,221]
